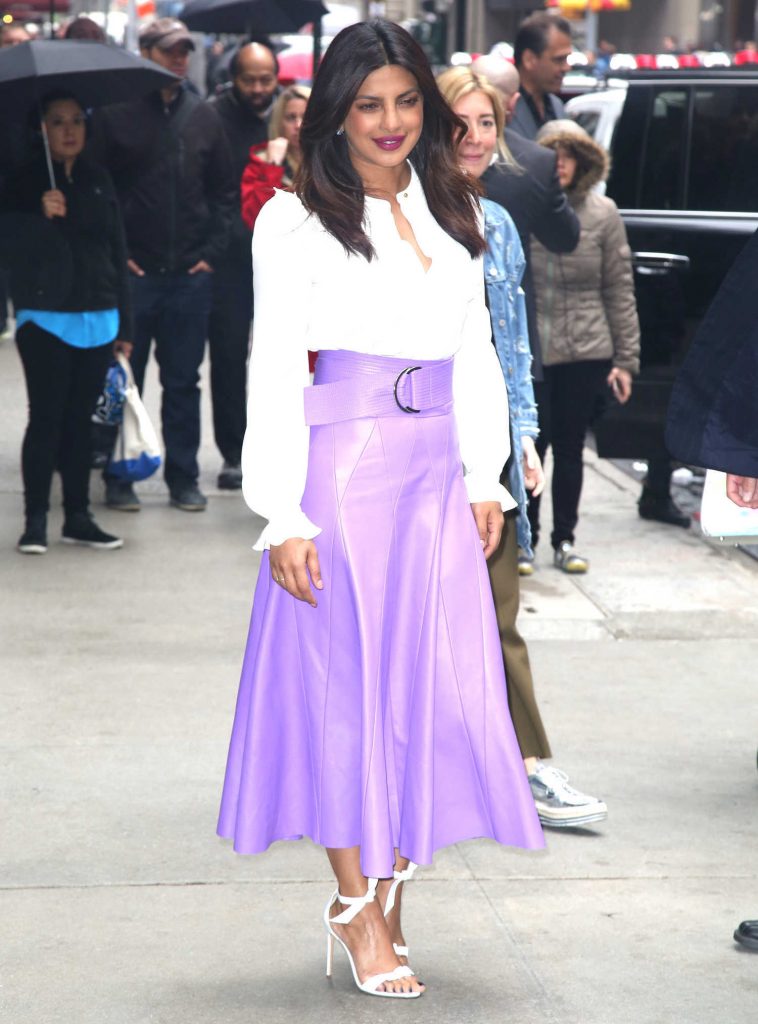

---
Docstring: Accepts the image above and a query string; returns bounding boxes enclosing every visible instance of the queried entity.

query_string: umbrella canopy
[180,0,328,35]
[0,40,178,109]
[547,0,630,8]
[5,0,70,13]
[278,48,317,82]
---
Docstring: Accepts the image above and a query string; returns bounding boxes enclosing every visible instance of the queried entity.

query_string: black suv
[600,70,758,456]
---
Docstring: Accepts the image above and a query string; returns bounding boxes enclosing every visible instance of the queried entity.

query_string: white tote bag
[700,469,758,544]
[108,353,162,482]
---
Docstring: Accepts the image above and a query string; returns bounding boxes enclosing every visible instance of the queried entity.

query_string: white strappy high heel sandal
[383,861,418,961]
[323,877,423,999]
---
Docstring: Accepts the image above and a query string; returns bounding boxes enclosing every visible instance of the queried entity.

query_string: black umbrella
[180,0,328,35]
[0,40,178,187]
[0,40,177,107]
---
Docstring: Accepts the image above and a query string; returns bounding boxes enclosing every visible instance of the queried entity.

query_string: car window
[688,86,758,212]
[607,87,647,206]
[571,109,600,138]
[640,88,688,209]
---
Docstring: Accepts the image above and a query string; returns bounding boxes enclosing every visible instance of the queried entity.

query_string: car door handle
[632,252,691,276]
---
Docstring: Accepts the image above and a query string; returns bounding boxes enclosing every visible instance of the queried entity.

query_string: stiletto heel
[384,861,417,961]
[323,878,422,998]
[326,933,334,977]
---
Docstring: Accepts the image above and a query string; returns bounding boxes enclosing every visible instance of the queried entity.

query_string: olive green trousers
[487,511,552,761]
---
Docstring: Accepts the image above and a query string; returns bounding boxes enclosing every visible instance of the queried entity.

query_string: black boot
[18,511,48,554]
[638,488,690,528]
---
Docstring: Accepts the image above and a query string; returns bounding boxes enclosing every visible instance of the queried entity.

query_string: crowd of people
[0,10,658,559]
[3,7,755,990]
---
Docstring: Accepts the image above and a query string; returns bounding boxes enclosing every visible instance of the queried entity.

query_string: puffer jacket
[482,197,538,558]
[531,120,640,374]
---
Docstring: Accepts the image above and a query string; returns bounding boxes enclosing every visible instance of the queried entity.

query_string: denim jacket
[482,197,538,557]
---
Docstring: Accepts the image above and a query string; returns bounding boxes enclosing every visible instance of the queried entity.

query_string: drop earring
[336,127,344,136]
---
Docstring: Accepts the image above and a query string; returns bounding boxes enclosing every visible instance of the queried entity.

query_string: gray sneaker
[553,541,588,574]
[169,483,207,512]
[217,461,243,490]
[528,762,607,828]
[105,480,141,512]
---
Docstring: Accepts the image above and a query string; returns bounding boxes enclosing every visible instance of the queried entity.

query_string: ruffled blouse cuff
[253,510,322,551]
[463,473,517,513]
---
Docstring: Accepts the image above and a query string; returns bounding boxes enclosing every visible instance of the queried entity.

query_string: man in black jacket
[93,18,236,512]
[472,54,579,387]
[208,40,279,490]
[509,12,572,140]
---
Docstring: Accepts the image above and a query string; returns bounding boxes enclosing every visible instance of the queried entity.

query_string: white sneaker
[528,762,607,828]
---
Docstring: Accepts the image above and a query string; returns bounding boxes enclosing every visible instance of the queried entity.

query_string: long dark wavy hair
[295,19,485,260]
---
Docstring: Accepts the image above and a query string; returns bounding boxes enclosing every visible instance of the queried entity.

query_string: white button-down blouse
[242,164,514,550]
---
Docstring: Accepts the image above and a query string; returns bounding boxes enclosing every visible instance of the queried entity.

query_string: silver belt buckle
[393,365,422,414]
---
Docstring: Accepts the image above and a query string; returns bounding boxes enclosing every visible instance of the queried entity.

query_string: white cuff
[463,473,517,512]
[253,510,322,551]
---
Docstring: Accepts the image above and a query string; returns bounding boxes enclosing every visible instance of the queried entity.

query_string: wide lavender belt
[304,350,454,426]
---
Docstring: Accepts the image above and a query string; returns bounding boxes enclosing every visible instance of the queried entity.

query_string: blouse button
[488,267,497,275]
[498,318,506,327]
[403,192,408,199]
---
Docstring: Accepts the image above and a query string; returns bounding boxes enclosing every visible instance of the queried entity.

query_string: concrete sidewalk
[1,334,757,1024]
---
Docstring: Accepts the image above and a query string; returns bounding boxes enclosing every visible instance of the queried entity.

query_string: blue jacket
[482,197,539,557]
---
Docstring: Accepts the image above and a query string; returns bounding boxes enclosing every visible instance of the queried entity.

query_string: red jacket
[240,143,286,230]
[241,143,317,371]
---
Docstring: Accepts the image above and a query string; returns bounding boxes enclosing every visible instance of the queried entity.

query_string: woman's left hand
[113,339,133,359]
[521,436,545,497]
[471,501,504,559]
[607,366,633,404]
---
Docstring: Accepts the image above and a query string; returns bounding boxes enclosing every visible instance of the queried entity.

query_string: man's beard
[234,86,271,115]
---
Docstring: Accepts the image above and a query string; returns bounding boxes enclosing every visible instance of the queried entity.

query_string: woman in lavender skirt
[217,19,544,999]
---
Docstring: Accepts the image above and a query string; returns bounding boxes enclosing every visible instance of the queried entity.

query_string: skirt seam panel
[316,423,340,840]
[439,542,497,838]
[372,417,420,851]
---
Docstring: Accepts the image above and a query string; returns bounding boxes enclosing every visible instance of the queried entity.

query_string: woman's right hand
[267,137,289,166]
[269,538,323,607]
[42,190,66,219]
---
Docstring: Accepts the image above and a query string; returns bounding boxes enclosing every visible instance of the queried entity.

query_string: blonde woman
[437,66,607,830]
[240,85,311,229]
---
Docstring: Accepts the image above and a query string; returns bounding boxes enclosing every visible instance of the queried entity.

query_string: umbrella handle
[40,118,56,190]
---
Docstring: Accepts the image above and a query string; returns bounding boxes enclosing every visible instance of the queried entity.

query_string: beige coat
[531,121,641,375]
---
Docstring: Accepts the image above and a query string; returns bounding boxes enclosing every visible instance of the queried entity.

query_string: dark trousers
[207,259,252,466]
[17,323,113,518]
[123,271,212,489]
[529,359,611,550]
[488,511,552,760]
[644,456,674,499]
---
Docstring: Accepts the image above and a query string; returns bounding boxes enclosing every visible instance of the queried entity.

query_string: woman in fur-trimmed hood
[527,119,640,574]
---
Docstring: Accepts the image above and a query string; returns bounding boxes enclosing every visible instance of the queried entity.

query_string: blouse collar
[363,162,423,209]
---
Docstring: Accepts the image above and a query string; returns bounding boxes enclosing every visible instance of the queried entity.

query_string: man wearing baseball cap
[93,19,235,513]
[139,17,195,53]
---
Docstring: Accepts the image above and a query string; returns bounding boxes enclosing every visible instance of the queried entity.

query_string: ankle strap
[384,861,417,917]
[331,878,379,925]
